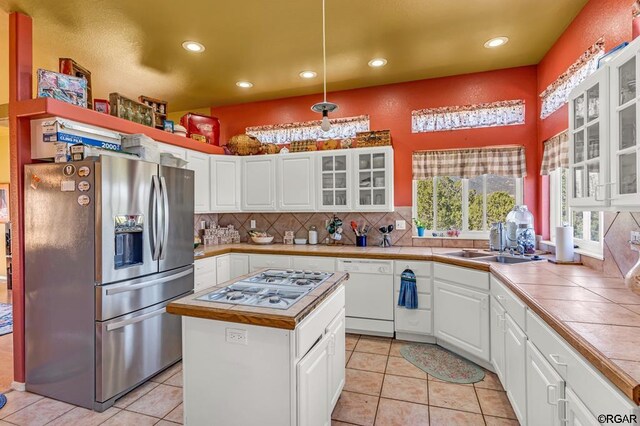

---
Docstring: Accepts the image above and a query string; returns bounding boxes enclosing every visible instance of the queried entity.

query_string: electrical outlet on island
[395,220,406,230]
[226,328,248,345]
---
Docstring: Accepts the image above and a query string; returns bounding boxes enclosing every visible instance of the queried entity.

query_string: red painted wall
[211,66,539,223]
[537,0,632,238]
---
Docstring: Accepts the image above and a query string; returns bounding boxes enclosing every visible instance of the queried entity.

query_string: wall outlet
[226,328,248,345]
[250,219,256,229]
[632,231,640,243]
[395,220,406,230]
[200,220,207,230]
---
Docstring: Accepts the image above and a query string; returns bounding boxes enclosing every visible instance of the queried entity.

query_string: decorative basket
[227,134,262,156]
[356,130,391,147]
[290,140,318,152]
[260,143,280,155]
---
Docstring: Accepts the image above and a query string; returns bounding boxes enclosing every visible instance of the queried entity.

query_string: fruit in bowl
[249,231,274,244]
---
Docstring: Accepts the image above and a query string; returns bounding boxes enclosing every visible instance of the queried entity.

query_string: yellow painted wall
[0,127,8,277]
[165,107,211,126]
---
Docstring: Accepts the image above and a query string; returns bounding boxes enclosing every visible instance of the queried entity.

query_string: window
[549,168,603,256]
[413,175,523,236]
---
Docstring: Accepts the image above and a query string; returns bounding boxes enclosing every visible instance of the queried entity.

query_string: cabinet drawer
[297,285,345,359]
[394,291,431,309]
[394,261,431,277]
[194,270,216,293]
[526,311,636,417]
[195,257,216,274]
[490,275,526,330]
[434,263,489,291]
[249,254,291,271]
[395,308,432,335]
[292,256,336,272]
[394,275,431,294]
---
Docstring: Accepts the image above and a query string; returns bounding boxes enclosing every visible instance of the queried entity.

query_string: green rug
[399,343,485,384]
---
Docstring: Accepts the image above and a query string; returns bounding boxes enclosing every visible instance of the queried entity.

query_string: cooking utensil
[351,221,359,236]
[388,224,394,232]
[379,226,388,234]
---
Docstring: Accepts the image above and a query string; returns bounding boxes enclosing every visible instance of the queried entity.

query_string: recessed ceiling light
[484,37,509,48]
[236,81,254,88]
[299,71,318,79]
[368,58,387,68]
[182,41,205,52]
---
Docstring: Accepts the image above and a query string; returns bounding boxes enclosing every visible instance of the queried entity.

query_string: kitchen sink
[444,251,492,259]
[484,255,543,264]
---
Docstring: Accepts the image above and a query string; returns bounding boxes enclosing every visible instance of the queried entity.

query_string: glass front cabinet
[568,66,609,209]
[568,37,640,210]
[353,146,394,211]
[317,151,352,211]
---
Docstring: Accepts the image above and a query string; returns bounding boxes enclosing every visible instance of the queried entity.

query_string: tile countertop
[167,270,349,331]
[191,243,640,404]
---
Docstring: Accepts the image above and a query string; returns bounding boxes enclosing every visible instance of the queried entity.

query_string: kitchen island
[167,269,349,426]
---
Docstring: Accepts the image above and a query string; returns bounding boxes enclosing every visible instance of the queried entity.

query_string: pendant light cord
[322,0,327,103]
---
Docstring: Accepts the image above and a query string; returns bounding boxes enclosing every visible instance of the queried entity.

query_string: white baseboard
[0,276,6,280]
[11,381,25,392]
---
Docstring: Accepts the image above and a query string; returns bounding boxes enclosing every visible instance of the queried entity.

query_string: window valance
[540,39,605,119]
[411,100,525,133]
[412,145,527,179]
[540,130,569,175]
[246,115,369,144]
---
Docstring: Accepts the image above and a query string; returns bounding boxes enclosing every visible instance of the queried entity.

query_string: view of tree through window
[415,175,518,232]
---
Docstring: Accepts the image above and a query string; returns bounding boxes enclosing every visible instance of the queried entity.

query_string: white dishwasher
[337,258,394,337]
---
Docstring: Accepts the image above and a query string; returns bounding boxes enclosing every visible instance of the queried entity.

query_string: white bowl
[294,238,307,245]
[251,236,274,244]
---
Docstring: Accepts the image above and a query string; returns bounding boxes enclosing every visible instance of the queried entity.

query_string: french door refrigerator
[24,155,194,411]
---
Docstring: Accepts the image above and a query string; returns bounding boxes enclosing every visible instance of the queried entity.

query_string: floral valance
[540,130,569,175]
[411,100,525,133]
[246,115,370,144]
[540,39,605,119]
[412,145,527,179]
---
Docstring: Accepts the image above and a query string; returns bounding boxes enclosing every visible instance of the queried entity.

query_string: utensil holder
[356,236,367,247]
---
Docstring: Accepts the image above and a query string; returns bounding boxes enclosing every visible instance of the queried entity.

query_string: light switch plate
[395,220,406,230]
[250,220,256,229]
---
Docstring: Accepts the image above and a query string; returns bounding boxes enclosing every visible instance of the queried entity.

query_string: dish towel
[398,269,418,309]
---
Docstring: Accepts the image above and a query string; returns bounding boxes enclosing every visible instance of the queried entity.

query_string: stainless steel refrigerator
[24,155,194,411]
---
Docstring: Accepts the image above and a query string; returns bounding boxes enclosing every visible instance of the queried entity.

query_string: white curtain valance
[540,39,605,119]
[411,100,525,133]
[246,115,370,144]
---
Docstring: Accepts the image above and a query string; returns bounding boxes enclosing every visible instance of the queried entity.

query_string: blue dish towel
[398,269,418,309]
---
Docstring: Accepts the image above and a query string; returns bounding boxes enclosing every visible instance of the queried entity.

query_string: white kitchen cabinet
[568,65,609,209]
[526,340,565,426]
[490,296,506,384]
[186,150,211,213]
[565,387,599,426]
[210,156,241,212]
[249,254,291,272]
[194,257,216,293]
[229,254,249,279]
[433,280,490,362]
[242,156,276,211]
[292,256,336,272]
[157,142,187,162]
[394,261,433,339]
[317,151,352,211]
[327,309,346,409]
[277,153,316,211]
[297,333,331,426]
[504,314,527,424]
[353,146,394,212]
[216,254,231,284]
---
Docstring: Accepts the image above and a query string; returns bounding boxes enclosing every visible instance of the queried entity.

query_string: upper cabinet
[242,156,277,211]
[210,156,241,212]
[569,38,640,210]
[186,150,211,213]
[318,151,352,211]
[277,153,316,211]
[569,67,609,208]
[353,147,394,212]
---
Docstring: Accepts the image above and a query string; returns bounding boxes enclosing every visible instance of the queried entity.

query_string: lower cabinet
[327,310,346,408]
[526,340,564,426]
[292,256,336,272]
[216,255,231,284]
[194,257,216,293]
[504,314,527,424]
[229,254,249,279]
[565,387,599,426]
[249,254,292,272]
[490,296,506,383]
[394,261,433,337]
[433,280,490,362]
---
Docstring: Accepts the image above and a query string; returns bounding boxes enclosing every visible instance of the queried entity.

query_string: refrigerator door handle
[105,307,166,331]
[105,268,193,295]
[151,175,162,261]
[159,176,170,260]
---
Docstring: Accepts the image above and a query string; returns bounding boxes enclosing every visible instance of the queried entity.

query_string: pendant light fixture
[311,0,338,132]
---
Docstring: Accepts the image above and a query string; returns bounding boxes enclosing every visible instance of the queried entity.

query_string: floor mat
[400,343,485,384]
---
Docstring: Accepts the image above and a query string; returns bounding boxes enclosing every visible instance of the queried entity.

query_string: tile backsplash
[194,207,490,248]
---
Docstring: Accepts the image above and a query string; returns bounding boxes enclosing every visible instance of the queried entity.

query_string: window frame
[549,168,603,257]
[412,175,524,239]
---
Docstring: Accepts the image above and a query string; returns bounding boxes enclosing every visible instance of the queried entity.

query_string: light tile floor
[0,334,519,425]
